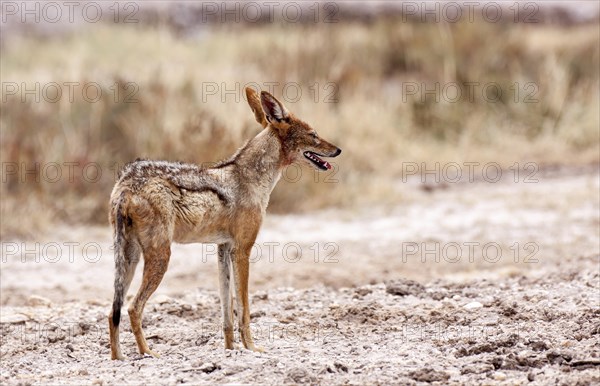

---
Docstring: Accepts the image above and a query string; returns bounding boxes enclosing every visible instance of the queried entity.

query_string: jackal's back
[109,159,235,244]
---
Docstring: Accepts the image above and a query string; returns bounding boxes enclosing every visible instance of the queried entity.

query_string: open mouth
[304,151,332,171]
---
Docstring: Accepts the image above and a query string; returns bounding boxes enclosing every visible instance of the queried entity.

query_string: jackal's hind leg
[128,244,170,358]
[109,239,141,360]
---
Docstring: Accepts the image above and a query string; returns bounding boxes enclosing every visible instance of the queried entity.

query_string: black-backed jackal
[108,87,341,359]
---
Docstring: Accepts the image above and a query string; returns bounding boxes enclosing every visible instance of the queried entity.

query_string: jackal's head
[245,87,341,171]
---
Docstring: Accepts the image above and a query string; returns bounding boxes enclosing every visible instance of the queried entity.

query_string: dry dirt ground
[1,167,599,385]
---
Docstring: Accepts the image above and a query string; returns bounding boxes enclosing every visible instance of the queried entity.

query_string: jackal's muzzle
[303,148,341,171]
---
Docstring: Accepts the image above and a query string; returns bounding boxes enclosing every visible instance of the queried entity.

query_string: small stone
[250,310,266,318]
[0,313,29,324]
[224,367,243,376]
[199,362,216,373]
[529,340,549,351]
[153,294,172,304]
[464,301,483,310]
[28,295,52,307]
[385,279,424,297]
[287,367,312,383]
[493,371,507,380]
[452,295,461,300]
[409,368,450,382]
[253,291,268,300]
[547,351,572,364]
[354,287,372,297]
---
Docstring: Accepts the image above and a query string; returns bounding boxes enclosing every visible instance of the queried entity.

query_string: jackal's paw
[141,349,160,358]
[249,345,265,353]
[111,353,126,361]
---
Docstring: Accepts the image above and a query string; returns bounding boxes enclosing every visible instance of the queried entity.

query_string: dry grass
[1,16,599,238]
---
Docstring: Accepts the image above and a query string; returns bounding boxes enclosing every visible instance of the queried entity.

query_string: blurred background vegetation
[1,2,599,238]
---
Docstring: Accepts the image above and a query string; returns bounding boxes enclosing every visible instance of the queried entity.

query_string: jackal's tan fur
[108,88,341,359]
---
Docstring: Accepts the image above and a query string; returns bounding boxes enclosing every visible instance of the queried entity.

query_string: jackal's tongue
[304,151,332,170]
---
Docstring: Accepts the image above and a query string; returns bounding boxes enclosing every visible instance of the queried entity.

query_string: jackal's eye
[310,132,318,139]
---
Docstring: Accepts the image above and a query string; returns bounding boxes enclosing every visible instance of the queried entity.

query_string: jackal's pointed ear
[245,87,268,128]
[260,91,289,124]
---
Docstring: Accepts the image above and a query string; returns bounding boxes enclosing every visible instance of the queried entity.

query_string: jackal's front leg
[231,243,264,352]
[217,243,235,350]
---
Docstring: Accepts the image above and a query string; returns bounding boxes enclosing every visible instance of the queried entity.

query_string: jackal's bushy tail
[111,193,128,328]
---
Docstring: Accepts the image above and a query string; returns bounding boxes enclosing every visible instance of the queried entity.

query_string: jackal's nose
[332,148,342,157]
